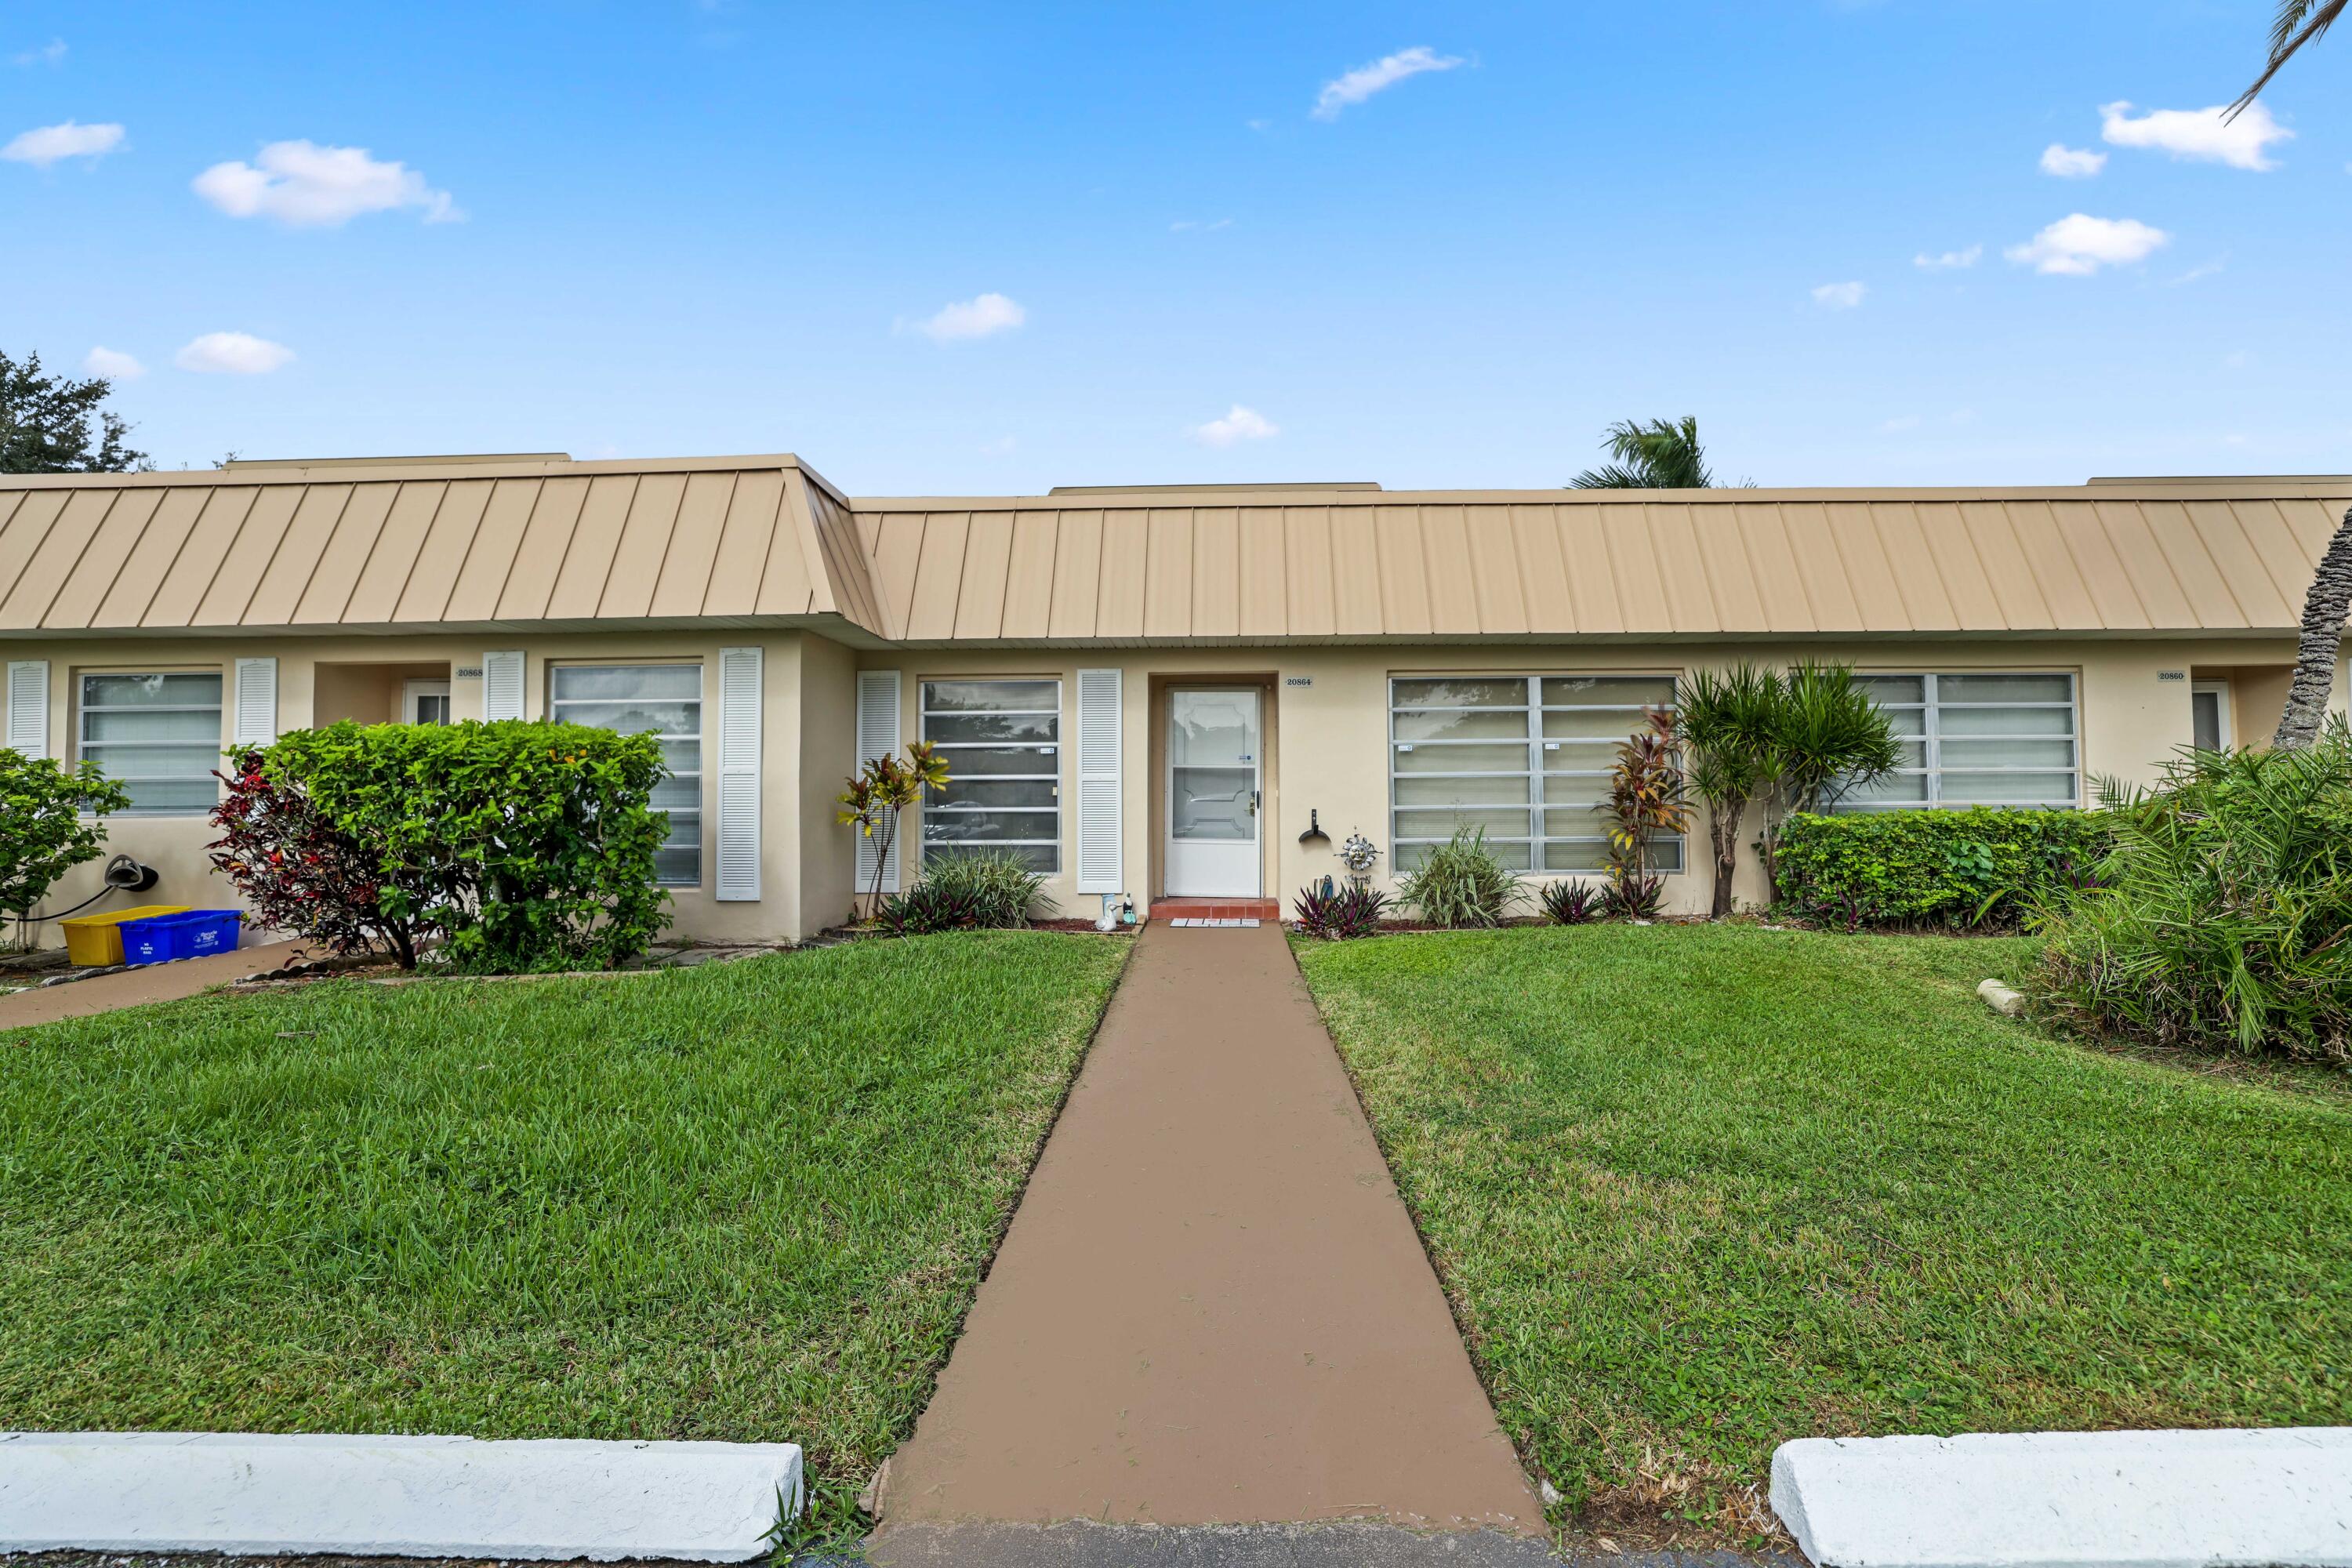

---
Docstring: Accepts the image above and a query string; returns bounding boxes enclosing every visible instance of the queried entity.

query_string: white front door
[1166,688,1261,896]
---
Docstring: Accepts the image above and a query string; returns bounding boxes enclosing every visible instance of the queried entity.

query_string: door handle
[1248,789,1260,817]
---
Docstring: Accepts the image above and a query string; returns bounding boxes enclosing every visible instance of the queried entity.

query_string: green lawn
[0,932,1127,1482]
[1294,924,2352,1529]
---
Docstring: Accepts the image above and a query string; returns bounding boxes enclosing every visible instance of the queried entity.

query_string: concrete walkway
[0,939,299,1030]
[875,922,1544,1538]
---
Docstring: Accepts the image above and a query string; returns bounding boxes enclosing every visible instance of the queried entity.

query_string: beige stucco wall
[3,630,866,949]
[862,637,2346,919]
[10,630,2347,947]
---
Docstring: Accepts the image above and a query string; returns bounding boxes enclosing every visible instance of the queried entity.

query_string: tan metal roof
[0,456,884,641]
[848,481,2352,644]
[5,459,2346,644]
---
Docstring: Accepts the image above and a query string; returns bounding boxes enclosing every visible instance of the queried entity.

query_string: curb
[0,1432,804,1563]
[1769,1427,2352,1567]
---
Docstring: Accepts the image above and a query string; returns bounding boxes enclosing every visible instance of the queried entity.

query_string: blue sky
[5,2,2348,492]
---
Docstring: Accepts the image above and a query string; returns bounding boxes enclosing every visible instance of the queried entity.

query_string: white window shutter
[714,646,762,902]
[5,660,49,757]
[855,669,902,894]
[484,650,525,721]
[233,657,279,748]
[1075,667,1123,893]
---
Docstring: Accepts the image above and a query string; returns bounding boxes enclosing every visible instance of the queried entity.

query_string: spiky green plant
[2034,722,2352,1060]
[1396,827,1525,929]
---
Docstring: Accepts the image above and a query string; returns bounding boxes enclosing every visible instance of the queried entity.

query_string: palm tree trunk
[2272,506,2352,750]
[1707,798,1744,919]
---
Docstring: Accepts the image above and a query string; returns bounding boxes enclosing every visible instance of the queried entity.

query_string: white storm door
[1166,688,1261,896]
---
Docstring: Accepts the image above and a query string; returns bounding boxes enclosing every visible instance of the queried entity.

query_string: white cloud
[82,346,145,380]
[978,435,1018,457]
[1191,405,1279,445]
[175,332,295,374]
[906,292,1026,343]
[192,140,459,226]
[2004,213,2170,276]
[2170,256,2228,285]
[2039,143,2107,178]
[2100,100,2292,171]
[1811,280,1867,309]
[2,120,125,167]
[1171,217,1234,232]
[1913,244,1983,270]
[10,38,66,67]
[1312,46,1463,120]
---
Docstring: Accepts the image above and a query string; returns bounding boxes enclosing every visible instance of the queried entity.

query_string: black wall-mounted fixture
[103,855,158,892]
[1298,808,1330,846]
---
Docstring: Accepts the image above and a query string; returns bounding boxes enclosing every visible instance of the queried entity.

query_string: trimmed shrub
[1294,880,1389,939]
[2,752,129,920]
[1538,878,1601,924]
[877,850,1044,935]
[1773,808,2111,929]
[2036,734,2352,1061]
[1396,827,1524,929]
[257,720,671,972]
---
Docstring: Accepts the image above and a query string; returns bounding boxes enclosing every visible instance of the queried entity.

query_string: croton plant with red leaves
[208,748,423,969]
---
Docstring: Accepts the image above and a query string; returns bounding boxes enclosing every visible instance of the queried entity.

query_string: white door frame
[1163,686,1262,897]
[2191,678,2233,751]
[402,678,453,725]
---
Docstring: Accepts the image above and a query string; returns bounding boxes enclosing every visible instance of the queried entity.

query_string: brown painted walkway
[0,939,299,1031]
[877,923,1544,1535]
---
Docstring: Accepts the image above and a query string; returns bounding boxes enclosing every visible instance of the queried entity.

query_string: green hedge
[1773,808,2111,928]
[263,720,672,971]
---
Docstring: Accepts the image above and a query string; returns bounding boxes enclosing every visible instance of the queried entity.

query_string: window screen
[550,663,703,885]
[1839,673,2080,809]
[79,671,223,815]
[921,679,1061,873]
[1389,675,1683,874]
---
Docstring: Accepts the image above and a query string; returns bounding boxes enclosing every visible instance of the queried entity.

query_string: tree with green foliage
[2,752,131,925]
[1674,662,1901,915]
[1677,664,1781,919]
[1,350,150,474]
[1569,416,1716,490]
[2223,4,2352,748]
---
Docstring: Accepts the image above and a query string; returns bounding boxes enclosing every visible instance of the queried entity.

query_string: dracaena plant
[839,741,950,914]
[1605,707,1690,891]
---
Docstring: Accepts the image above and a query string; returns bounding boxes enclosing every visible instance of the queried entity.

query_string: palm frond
[1568,416,1717,489]
[2229,0,2347,118]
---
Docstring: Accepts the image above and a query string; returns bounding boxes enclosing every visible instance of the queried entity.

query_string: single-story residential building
[3,452,2346,941]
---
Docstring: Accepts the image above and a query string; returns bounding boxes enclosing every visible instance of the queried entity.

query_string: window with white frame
[549,663,703,885]
[1840,673,2080,809]
[1389,675,1683,875]
[79,671,224,815]
[920,679,1061,873]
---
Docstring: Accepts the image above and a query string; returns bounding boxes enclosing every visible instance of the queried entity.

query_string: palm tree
[1570,416,1716,489]
[2229,1,2343,117]
[2231,3,2352,746]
